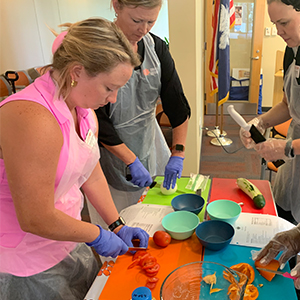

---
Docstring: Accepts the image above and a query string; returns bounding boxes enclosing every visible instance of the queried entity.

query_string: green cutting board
[142,176,211,221]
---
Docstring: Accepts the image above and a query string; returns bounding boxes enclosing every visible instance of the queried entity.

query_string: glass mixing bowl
[160,261,248,300]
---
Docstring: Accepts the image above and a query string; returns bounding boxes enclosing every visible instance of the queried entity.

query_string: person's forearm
[171,117,189,158]
[259,94,291,128]
[102,142,136,165]
[81,163,122,230]
[21,208,100,244]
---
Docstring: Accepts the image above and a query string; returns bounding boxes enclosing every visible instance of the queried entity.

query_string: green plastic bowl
[162,211,200,240]
[206,199,241,225]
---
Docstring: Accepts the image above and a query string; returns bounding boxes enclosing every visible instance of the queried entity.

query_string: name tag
[85,129,97,148]
[295,65,300,78]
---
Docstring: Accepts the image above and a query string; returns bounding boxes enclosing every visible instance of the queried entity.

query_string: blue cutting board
[203,244,297,299]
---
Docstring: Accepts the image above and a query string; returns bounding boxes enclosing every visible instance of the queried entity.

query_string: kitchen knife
[227,105,285,168]
[256,267,298,280]
[128,247,148,251]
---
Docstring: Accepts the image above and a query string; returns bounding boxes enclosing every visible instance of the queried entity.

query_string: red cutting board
[99,235,204,300]
[208,178,277,216]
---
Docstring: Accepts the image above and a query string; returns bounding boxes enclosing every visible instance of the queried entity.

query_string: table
[85,178,297,300]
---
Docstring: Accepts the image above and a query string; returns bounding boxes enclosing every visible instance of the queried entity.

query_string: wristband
[171,144,185,152]
[108,217,126,232]
[285,138,295,158]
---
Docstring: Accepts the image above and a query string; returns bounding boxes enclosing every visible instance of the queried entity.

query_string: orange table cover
[208,178,277,216]
[99,235,203,300]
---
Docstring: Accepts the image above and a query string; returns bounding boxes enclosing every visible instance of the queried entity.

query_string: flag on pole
[209,0,235,106]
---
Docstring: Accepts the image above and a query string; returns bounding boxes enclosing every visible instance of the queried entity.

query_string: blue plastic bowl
[171,194,205,215]
[195,220,235,251]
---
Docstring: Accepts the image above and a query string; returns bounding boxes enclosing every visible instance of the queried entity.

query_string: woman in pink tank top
[0,18,149,300]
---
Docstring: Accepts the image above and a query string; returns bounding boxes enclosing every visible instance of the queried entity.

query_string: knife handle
[283,272,298,280]
[250,125,285,168]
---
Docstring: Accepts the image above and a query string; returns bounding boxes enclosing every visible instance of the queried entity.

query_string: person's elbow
[17,211,54,237]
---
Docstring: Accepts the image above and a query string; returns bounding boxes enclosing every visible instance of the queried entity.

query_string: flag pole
[207,93,228,137]
[210,102,233,146]
[208,0,235,146]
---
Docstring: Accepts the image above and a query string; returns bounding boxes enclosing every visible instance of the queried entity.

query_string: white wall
[0,0,169,74]
[261,6,286,108]
[168,0,204,175]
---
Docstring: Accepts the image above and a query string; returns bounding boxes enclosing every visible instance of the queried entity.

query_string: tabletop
[85,177,297,300]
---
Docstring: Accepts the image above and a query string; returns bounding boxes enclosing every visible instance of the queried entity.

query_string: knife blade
[128,247,148,251]
[256,267,298,280]
[227,105,285,168]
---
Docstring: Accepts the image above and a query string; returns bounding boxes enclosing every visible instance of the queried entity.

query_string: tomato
[145,281,157,290]
[140,256,157,269]
[144,262,160,275]
[146,277,159,283]
[146,277,159,290]
[132,250,148,261]
[127,258,140,269]
[153,230,171,248]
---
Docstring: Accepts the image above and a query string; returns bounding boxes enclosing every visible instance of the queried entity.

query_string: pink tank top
[0,72,100,276]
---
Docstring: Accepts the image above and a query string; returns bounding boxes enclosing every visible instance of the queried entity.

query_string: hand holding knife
[227,105,285,168]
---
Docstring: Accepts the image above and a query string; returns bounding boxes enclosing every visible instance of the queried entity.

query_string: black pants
[276,204,300,299]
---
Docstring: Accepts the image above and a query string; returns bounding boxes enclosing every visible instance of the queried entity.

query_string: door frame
[205,0,265,114]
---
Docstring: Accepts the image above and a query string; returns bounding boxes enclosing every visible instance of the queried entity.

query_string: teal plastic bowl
[206,199,241,225]
[162,211,200,240]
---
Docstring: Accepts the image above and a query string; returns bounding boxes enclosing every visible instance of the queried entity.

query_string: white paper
[231,212,295,248]
[119,203,173,237]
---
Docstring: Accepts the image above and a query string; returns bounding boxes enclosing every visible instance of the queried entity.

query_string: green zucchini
[236,178,266,209]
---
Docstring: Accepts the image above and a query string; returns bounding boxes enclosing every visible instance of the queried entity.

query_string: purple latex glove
[86,225,128,258]
[128,157,152,187]
[254,138,290,161]
[116,225,149,248]
[163,156,184,189]
[239,117,266,149]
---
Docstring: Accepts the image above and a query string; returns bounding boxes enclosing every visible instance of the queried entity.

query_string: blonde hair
[50,18,140,99]
[112,0,162,9]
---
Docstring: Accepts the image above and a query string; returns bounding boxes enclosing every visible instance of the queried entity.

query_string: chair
[27,66,49,81]
[5,70,33,93]
[27,67,42,81]
[0,75,12,101]
[260,119,291,181]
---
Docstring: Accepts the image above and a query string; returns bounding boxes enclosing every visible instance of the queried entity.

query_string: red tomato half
[153,231,171,248]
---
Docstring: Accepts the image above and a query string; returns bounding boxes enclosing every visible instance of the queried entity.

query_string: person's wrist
[108,216,126,232]
[170,154,185,159]
[86,225,101,246]
[285,138,295,158]
[113,224,125,234]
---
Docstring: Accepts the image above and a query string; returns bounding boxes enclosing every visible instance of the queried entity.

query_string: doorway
[205,0,265,115]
